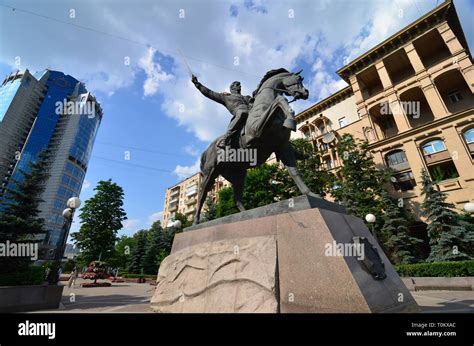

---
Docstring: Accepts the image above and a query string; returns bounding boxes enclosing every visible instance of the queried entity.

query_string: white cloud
[184,144,200,156]
[81,179,91,191]
[174,157,201,179]
[0,0,441,141]
[148,211,164,225]
[138,47,173,96]
[122,219,141,231]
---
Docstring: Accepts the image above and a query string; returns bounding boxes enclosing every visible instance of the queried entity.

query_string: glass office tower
[0,69,102,259]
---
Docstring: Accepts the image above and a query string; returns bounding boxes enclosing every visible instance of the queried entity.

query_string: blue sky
[0,0,473,237]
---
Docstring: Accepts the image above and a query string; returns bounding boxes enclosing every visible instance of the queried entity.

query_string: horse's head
[281,70,309,100]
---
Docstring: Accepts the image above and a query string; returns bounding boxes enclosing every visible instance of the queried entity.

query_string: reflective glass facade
[0,78,21,122]
[0,70,102,255]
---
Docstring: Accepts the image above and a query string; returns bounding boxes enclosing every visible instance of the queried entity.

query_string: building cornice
[336,0,453,82]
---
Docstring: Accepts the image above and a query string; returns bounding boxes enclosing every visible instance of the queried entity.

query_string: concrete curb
[402,277,474,291]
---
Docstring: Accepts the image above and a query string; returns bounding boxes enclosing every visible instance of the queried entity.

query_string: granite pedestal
[151,196,419,313]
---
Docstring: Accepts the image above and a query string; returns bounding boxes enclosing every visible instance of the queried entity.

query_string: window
[385,150,408,167]
[319,125,326,135]
[338,117,348,128]
[463,128,474,144]
[392,172,416,191]
[324,158,333,170]
[428,161,459,182]
[422,140,446,155]
[448,90,463,103]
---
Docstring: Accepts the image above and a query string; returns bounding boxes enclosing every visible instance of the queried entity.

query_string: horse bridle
[255,82,303,103]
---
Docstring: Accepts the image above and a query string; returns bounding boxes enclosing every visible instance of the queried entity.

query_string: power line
[0,3,260,79]
[411,0,423,16]
[95,141,192,158]
[92,155,175,173]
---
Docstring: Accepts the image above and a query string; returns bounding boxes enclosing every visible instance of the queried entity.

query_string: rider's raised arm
[195,83,226,105]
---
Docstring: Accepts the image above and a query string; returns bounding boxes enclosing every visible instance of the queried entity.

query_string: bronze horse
[193,68,318,225]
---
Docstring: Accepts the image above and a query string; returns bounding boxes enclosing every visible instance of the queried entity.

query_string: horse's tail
[200,150,207,173]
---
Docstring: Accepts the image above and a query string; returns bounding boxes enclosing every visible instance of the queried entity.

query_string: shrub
[121,273,156,279]
[62,259,76,273]
[0,266,45,286]
[395,260,474,277]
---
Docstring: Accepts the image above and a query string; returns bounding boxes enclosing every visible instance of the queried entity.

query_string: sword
[177,49,194,77]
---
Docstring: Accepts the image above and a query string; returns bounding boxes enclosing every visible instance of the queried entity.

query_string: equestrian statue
[192,68,319,225]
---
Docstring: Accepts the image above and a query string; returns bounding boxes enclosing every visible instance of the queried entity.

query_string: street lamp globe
[62,208,73,219]
[365,213,376,223]
[464,202,474,214]
[173,220,182,229]
[67,196,81,209]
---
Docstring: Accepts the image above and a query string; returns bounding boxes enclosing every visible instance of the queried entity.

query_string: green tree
[201,196,217,222]
[128,230,147,274]
[289,138,336,197]
[242,164,293,208]
[0,153,49,241]
[420,169,474,261]
[108,235,136,270]
[0,153,49,273]
[379,190,422,264]
[215,187,238,217]
[174,212,192,229]
[332,134,388,223]
[143,220,163,274]
[71,179,127,264]
[213,141,334,217]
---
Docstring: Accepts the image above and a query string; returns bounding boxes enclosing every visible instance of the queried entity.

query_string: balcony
[357,65,384,100]
[170,189,180,197]
[368,102,399,139]
[185,206,196,214]
[186,186,198,197]
[434,69,474,114]
[185,197,196,205]
[423,150,451,165]
[412,29,451,70]
[169,204,178,212]
[388,161,411,172]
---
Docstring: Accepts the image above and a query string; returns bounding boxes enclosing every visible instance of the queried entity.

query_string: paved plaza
[31,278,474,313]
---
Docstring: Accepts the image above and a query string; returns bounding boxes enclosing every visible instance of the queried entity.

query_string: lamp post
[365,213,377,242]
[464,202,474,214]
[48,197,81,285]
[173,220,182,229]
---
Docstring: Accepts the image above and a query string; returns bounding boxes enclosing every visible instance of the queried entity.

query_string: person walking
[68,266,78,288]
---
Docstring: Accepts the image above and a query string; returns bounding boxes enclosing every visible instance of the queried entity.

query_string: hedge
[0,266,46,286]
[120,273,156,279]
[395,260,474,277]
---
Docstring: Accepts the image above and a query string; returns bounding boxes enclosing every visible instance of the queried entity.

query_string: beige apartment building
[162,173,230,227]
[294,0,474,218]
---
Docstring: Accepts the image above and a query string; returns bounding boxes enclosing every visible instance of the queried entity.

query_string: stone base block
[151,196,420,313]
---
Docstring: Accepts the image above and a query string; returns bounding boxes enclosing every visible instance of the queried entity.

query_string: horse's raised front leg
[278,144,320,198]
